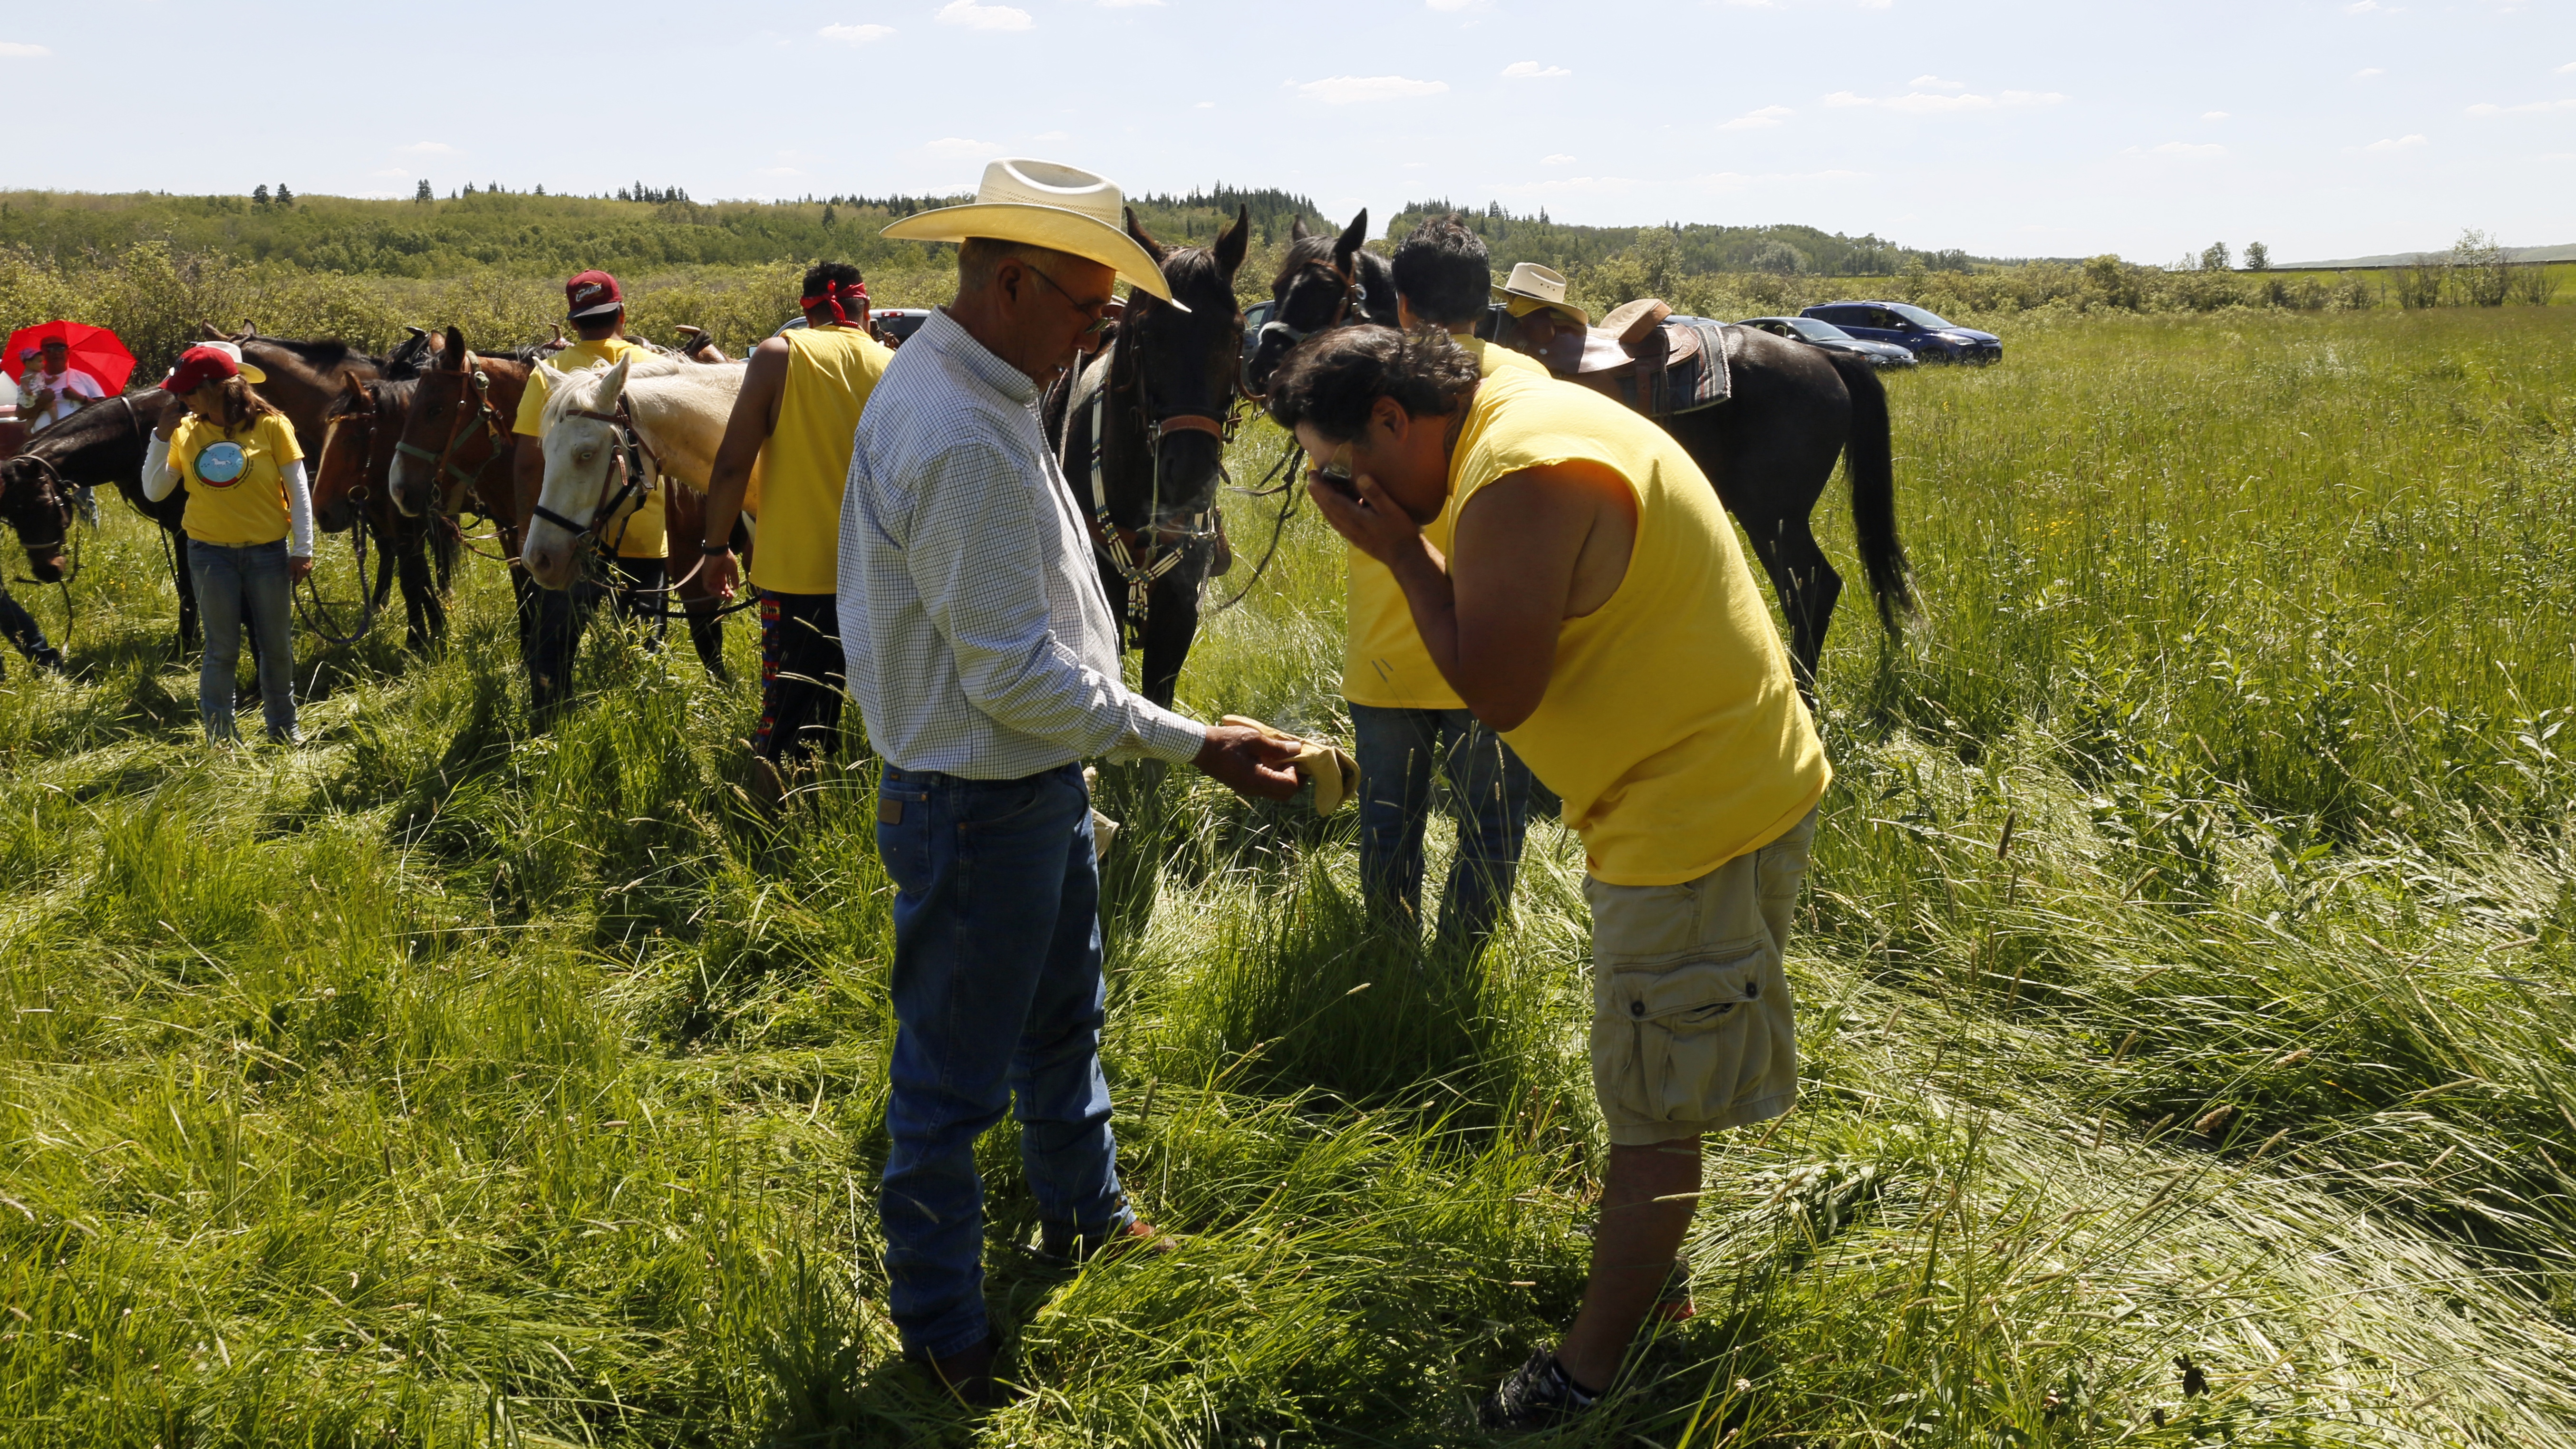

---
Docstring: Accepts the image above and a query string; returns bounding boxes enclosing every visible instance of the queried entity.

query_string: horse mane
[242,332,378,373]
[383,331,439,380]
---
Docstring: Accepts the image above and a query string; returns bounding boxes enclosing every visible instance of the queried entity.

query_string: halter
[1256,259,1368,354]
[1081,300,1242,639]
[537,396,660,549]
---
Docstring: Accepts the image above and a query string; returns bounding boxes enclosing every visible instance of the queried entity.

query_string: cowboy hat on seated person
[1493,261,1588,328]
[883,158,1182,309]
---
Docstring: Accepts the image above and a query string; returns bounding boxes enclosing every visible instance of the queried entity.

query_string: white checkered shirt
[836,309,1208,779]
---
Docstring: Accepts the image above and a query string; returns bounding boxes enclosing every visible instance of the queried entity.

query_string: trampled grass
[2,304,2574,1447]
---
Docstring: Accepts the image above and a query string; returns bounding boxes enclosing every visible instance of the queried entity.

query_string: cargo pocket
[1593,947,1774,1130]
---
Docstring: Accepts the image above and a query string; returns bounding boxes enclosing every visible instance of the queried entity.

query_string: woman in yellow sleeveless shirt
[142,343,317,744]
[1265,326,1829,1430]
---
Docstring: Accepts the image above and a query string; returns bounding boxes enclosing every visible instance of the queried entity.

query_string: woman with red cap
[141,342,315,744]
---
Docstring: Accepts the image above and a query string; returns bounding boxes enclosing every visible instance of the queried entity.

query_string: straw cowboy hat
[1492,262,1589,328]
[884,158,1179,306]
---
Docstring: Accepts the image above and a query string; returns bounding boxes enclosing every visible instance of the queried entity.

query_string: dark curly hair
[1263,325,1481,442]
[1391,212,1491,328]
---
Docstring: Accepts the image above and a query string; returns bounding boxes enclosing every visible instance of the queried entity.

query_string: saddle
[1516,299,1736,418]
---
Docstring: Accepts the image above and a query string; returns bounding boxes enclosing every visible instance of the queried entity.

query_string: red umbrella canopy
[5,320,138,394]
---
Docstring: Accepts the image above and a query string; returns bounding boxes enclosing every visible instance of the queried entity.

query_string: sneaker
[1480,1348,1599,1432]
[1038,1217,1175,1265]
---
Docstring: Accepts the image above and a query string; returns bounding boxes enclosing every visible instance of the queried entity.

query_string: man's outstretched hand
[1194,723,1303,801]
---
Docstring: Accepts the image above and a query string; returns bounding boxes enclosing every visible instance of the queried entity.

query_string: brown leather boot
[924,1332,1003,1408]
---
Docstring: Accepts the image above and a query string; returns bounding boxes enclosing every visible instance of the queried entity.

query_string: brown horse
[1244,213,1914,698]
[386,327,541,652]
[314,375,448,651]
[0,390,200,649]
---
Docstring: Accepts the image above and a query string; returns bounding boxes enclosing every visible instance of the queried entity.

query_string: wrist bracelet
[699,541,733,555]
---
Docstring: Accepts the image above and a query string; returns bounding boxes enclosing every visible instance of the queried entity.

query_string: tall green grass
[2,306,2573,1446]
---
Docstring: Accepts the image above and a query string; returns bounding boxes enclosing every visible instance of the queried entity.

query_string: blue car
[1800,301,2001,364]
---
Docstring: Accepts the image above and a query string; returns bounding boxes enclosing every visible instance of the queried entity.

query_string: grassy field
[2,305,2574,1447]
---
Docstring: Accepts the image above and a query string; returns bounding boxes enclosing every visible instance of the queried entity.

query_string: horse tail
[1827,350,1916,632]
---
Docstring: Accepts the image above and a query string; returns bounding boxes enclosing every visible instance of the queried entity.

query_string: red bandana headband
[801,279,869,326]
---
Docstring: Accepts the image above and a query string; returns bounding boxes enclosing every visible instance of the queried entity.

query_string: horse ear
[341,372,366,399]
[444,325,467,368]
[600,355,632,396]
[1290,215,1309,243]
[405,325,428,340]
[1335,210,1369,268]
[197,320,224,341]
[1213,204,1250,278]
[1124,206,1166,262]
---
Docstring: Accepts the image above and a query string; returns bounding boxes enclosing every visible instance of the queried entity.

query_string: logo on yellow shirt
[196,441,247,486]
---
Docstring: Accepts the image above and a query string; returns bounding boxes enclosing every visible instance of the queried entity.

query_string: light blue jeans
[189,538,297,743]
[1351,703,1541,951]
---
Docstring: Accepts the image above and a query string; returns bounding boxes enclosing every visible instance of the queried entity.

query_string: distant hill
[1383,200,1998,277]
[2280,242,2576,269]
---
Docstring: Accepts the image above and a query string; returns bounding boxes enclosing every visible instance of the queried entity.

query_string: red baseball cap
[566,270,624,319]
[162,343,266,395]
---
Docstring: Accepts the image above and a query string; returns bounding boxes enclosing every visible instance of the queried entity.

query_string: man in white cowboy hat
[1492,261,1593,374]
[838,158,1303,1405]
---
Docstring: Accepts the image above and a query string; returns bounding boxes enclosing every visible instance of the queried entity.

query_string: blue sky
[3,0,2569,262]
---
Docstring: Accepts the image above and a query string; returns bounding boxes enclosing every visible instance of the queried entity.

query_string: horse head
[521,355,633,591]
[0,454,73,584]
[311,373,375,534]
[1246,210,1394,395]
[1099,205,1249,530]
[389,325,475,518]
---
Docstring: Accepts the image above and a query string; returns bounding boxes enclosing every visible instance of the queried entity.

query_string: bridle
[396,357,510,518]
[1082,293,1244,638]
[295,391,380,648]
[533,393,748,617]
[1253,258,1368,362]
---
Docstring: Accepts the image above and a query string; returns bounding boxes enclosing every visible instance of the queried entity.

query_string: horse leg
[397,516,445,651]
[1137,555,1208,710]
[663,487,727,680]
[172,528,202,655]
[1742,512,1841,705]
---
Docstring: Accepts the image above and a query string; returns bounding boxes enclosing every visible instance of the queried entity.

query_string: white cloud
[2353,67,2385,79]
[1295,74,1448,103]
[1542,153,1577,164]
[819,22,895,42]
[0,42,49,58]
[936,0,1032,30]
[2467,98,2576,115]
[1908,75,1966,90]
[2129,141,2226,156]
[1194,100,1214,108]
[401,141,455,155]
[1826,88,2061,113]
[924,136,1004,158]
[1721,104,1795,129]
[2202,110,2229,120]
[2359,133,2428,151]
[2346,0,2385,11]
[2559,60,2576,74]
[757,166,805,177]
[1501,61,1571,79]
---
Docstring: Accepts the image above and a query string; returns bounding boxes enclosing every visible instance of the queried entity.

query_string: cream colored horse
[522,352,746,589]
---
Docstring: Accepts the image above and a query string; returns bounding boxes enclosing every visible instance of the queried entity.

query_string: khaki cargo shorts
[1584,808,1815,1146]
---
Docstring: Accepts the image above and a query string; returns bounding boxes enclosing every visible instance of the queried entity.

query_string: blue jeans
[189,539,296,742]
[1351,703,1540,950]
[874,762,1130,1360]
[0,587,61,676]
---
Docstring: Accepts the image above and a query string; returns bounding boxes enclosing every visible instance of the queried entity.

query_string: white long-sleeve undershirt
[142,433,315,558]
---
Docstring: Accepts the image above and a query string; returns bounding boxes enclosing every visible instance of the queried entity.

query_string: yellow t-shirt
[172,412,302,547]
[1341,336,1548,708]
[514,335,665,560]
[1451,365,1830,885]
[750,325,891,595]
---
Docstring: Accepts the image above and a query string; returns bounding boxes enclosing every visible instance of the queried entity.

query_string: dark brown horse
[1052,206,1253,708]
[0,391,200,649]
[386,327,542,653]
[314,375,449,650]
[1244,213,1915,697]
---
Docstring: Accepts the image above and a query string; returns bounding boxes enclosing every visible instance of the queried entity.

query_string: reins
[294,397,382,647]
[547,396,755,620]
[398,356,511,520]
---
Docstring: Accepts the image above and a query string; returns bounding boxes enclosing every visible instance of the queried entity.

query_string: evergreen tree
[414,180,434,203]
[252,184,270,206]
[276,184,293,207]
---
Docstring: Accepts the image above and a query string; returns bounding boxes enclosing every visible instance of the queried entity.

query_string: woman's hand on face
[154,414,179,441]
[288,555,315,584]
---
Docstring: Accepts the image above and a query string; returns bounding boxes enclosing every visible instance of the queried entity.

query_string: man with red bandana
[699,262,894,809]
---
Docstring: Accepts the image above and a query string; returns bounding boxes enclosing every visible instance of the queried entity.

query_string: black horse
[1052,206,1253,708]
[0,392,202,650]
[1244,212,1914,697]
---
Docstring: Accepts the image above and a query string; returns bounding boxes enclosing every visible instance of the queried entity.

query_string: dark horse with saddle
[1243,211,1916,702]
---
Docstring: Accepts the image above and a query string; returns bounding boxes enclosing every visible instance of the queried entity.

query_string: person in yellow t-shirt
[140,344,317,744]
[1340,212,1551,954]
[1267,327,1830,1432]
[513,270,667,715]
[698,261,894,809]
